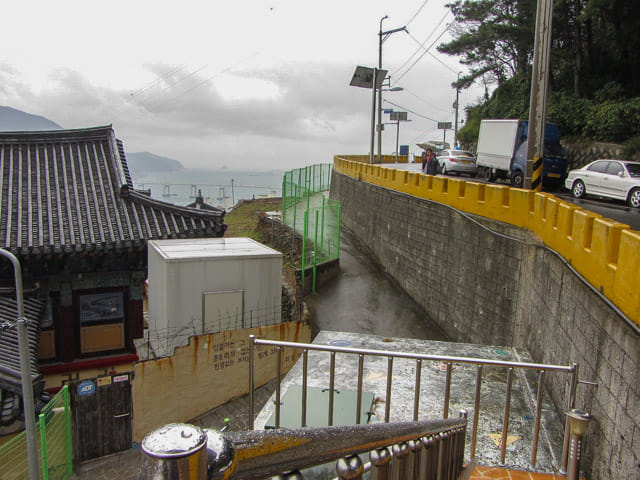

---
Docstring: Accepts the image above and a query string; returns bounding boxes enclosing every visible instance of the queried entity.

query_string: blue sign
[77,380,96,397]
[383,109,394,114]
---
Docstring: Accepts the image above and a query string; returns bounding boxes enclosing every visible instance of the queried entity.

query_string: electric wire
[383,99,439,123]
[141,51,261,113]
[392,10,450,79]
[391,13,452,85]
[405,0,433,27]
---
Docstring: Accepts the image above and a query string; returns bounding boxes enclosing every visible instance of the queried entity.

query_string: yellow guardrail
[334,155,640,327]
[334,154,418,164]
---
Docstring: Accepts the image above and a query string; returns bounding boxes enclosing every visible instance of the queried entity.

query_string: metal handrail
[248,336,579,470]
[140,416,468,480]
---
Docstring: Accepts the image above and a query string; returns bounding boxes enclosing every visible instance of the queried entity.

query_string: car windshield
[543,143,566,157]
[625,163,640,177]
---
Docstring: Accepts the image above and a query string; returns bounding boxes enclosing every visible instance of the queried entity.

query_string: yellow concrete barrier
[333,156,640,327]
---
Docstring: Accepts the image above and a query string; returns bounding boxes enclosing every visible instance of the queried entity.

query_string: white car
[436,149,477,176]
[565,159,640,207]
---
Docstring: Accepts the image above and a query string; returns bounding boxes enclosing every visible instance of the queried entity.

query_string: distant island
[125,152,184,175]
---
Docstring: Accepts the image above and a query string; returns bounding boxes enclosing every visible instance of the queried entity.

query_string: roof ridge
[0,125,114,143]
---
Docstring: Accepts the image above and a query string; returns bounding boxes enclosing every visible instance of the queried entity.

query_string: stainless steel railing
[248,335,580,471]
[140,416,468,480]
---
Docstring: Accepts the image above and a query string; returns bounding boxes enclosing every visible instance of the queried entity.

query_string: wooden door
[69,373,132,462]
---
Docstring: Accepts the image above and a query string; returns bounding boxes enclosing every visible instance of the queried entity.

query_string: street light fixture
[377,17,407,162]
[350,65,388,164]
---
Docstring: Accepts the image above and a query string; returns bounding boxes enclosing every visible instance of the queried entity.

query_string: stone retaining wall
[330,170,640,479]
[562,139,625,169]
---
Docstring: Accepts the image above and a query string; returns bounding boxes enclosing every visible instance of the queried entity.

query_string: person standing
[422,148,438,175]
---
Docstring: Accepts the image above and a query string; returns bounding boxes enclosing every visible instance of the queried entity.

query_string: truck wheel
[483,167,495,182]
[511,170,524,188]
[628,188,640,208]
[572,180,586,199]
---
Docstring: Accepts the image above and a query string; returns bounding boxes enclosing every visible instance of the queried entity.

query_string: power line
[401,86,450,115]
[383,99,438,123]
[393,9,449,76]
[391,16,452,84]
[427,51,459,75]
[141,51,261,112]
[405,0,433,27]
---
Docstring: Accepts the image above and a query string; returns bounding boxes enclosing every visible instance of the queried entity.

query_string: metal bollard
[391,442,410,480]
[336,455,364,480]
[370,447,392,480]
[566,409,592,480]
[140,423,208,480]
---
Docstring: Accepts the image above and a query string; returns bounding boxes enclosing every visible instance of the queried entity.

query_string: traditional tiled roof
[185,189,226,212]
[0,125,226,257]
[0,296,45,426]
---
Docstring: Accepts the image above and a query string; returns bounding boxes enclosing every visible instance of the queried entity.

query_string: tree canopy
[439,0,640,147]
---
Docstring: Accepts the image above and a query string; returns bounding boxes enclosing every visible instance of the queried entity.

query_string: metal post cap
[567,409,592,436]
[142,423,207,458]
[203,428,235,478]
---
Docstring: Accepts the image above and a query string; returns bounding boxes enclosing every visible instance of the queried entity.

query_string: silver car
[436,149,477,176]
[565,159,640,207]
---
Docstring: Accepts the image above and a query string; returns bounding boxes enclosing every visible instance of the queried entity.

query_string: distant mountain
[0,106,62,131]
[126,152,184,174]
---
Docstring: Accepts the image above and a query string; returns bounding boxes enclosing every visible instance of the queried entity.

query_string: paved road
[395,163,640,230]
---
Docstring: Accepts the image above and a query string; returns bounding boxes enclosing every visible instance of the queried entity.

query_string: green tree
[438,0,536,89]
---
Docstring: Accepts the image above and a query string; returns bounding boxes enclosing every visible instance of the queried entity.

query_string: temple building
[0,125,226,431]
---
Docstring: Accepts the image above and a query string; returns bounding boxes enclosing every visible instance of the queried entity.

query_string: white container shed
[147,237,283,358]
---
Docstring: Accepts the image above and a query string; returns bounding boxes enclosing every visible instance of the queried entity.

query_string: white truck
[476,119,569,188]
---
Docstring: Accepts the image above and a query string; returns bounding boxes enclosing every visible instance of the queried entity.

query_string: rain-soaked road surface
[305,226,449,341]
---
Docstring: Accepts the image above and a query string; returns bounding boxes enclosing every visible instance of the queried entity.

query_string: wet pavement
[305,227,449,341]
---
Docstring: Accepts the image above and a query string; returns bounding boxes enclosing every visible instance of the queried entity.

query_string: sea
[129,168,284,210]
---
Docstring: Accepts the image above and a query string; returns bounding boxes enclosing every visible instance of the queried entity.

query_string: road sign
[437,122,452,130]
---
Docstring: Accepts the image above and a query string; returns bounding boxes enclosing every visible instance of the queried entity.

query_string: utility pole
[377,17,407,163]
[454,73,461,147]
[525,0,554,190]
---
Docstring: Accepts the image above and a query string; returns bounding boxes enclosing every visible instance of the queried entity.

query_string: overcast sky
[0,0,485,171]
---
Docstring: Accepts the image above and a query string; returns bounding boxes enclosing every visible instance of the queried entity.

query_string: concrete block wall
[333,156,640,327]
[330,167,640,479]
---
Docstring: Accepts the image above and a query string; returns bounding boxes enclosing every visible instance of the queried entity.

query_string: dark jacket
[422,152,438,175]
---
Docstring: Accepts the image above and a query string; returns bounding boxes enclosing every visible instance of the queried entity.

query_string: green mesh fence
[0,385,73,480]
[282,164,340,292]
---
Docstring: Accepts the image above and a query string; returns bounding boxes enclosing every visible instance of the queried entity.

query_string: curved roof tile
[0,125,226,256]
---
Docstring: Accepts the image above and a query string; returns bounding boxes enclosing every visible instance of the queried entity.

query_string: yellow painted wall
[334,156,640,327]
[43,363,135,392]
[132,321,311,441]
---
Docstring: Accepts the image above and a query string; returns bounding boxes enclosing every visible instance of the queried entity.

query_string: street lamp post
[377,17,407,163]
[349,66,388,164]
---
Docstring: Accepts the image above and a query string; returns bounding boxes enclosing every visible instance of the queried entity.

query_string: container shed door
[69,373,132,462]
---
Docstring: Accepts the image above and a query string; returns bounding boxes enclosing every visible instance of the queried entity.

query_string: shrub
[623,135,640,160]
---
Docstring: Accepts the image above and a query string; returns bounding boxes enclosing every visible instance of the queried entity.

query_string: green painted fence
[0,385,73,480]
[282,164,340,292]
